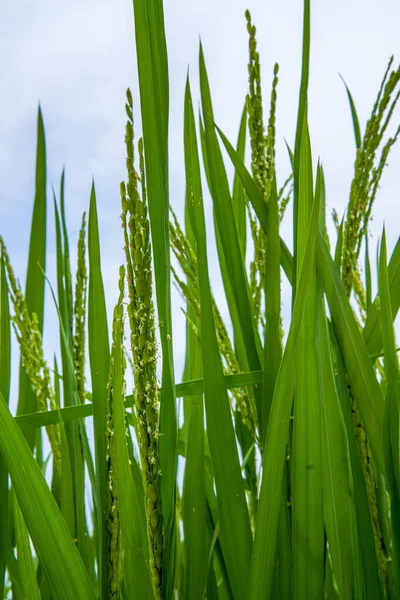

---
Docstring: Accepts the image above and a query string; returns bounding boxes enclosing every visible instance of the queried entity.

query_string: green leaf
[182,393,206,600]
[15,404,93,428]
[316,236,385,474]
[248,160,321,600]
[59,169,73,332]
[13,493,41,600]
[14,370,265,430]
[185,75,253,600]
[0,393,96,600]
[316,292,357,600]
[365,232,372,312]
[215,124,293,284]
[87,182,110,598]
[363,236,400,357]
[292,0,311,293]
[333,336,383,599]
[262,176,282,438]
[182,125,207,600]
[334,217,344,270]
[291,122,324,600]
[0,252,11,598]
[17,106,47,449]
[54,196,87,560]
[199,44,264,433]
[131,3,177,591]
[232,103,248,260]
[379,228,400,594]
[339,76,362,149]
[59,418,75,538]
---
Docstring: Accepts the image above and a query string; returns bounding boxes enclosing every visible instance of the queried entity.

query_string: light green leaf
[185,75,253,600]
[0,393,96,600]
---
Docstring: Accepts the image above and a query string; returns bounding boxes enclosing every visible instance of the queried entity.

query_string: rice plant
[0,0,399,598]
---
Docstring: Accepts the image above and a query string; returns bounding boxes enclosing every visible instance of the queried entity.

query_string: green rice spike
[278,173,294,221]
[245,12,280,327]
[169,212,258,440]
[352,264,367,323]
[245,10,268,195]
[121,89,163,599]
[339,60,399,584]
[105,266,125,599]
[264,63,279,199]
[73,212,87,404]
[349,385,388,586]
[0,238,61,474]
[357,123,400,257]
[342,59,400,295]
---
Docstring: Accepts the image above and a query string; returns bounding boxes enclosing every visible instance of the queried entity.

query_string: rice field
[0,0,399,599]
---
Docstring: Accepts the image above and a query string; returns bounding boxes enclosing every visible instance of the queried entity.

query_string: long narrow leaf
[379,228,400,594]
[248,171,320,600]
[131,4,177,591]
[316,292,357,600]
[215,124,293,283]
[185,76,253,600]
[0,393,96,600]
[199,45,264,433]
[88,182,110,597]
[316,236,385,473]
[0,252,11,598]
[17,106,47,447]
[291,123,324,599]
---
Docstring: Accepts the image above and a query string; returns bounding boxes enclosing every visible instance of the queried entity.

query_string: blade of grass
[316,235,385,474]
[248,173,320,600]
[263,175,282,438]
[316,292,357,600]
[131,3,177,592]
[16,404,92,428]
[215,124,293,283]
[0,392,96,600]
[87,182,110,598]
[182,391,206,600]
[292,0,311,294]
[39,261,96,577]
[14,369,265,429]
[199,45,264,435]
[216,122,400,359]
[182,148,207,600]
[379,228,400,595]
[365,233,372,312]
[13,492,41,600]
[334,218,344,270]
[202,113,259,425]
[291,123,324,600]
[363,236,400,357]
[16,106,47,450]
[54,197,87,560]
[232,103,248,260]
[6,545,25,598]
[333,335,383,599]
[59,169,73,331]
[339,76,362,150]
[0,252,11,598]
[185,75,253,599]
[59,418,75,538]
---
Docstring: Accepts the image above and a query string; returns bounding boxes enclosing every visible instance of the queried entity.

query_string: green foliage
[0,1,399,599]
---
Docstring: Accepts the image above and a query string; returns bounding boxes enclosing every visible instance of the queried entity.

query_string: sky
[1,0,399,407]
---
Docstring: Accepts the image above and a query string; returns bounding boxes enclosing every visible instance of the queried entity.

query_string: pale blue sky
[1,0,399,405]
